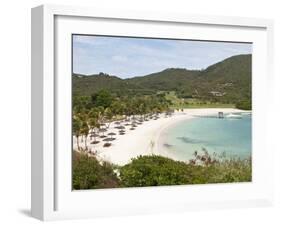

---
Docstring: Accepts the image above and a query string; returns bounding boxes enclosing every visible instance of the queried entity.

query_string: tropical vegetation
[73,89,173,149]
[73,150,251,189]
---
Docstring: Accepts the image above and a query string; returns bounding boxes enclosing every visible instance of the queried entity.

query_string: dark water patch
[176,136,219,147]
[163,143,173,148]
[177,136,204,144]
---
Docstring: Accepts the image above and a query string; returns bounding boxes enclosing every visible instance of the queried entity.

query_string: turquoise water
[159,113,251,160]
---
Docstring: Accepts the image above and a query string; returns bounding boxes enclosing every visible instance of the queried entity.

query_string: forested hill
[73,73,140,96]
[126,68,200,91]
[73,54,251,103]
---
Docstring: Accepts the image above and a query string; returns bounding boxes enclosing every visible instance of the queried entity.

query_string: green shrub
[72,151,120,189]
[120,155,207,187]
[209,158,252,183]
[73,152,251,189]
[119,154,251,187]
[236,100,252,110]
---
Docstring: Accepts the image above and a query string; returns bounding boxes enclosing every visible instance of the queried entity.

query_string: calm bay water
[158,113,252,160]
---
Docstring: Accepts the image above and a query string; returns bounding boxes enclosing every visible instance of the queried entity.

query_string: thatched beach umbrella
[103,142,112,147]
[119,130,125,133]
[90,133,98,137]
[90,133,99,142]
[91,140,100,144]
[100,123,106,128]
[99,128,107,137]
[103,137,115,142]
[108,132,116,139]
[114,121,121,125]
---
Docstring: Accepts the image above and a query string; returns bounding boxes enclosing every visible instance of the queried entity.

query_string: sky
[73,35,252,79]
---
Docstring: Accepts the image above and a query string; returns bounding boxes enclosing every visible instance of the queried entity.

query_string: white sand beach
[73,108,249,165]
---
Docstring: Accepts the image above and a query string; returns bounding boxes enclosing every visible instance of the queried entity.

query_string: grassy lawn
[182,103,235,109]
[164,91,235,109]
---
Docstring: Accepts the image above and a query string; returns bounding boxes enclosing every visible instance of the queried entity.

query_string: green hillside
[73,72,145,96]
[127,68,200,91]
[73,54,251,106]
[194,54,252,103]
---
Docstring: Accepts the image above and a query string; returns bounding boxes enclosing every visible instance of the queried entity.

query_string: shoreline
[73,108,250,166]
[155,108,250,161]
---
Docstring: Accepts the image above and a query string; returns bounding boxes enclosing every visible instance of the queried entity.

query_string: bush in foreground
[72,151,120,189]
[120,153,251,187]
[120,155,201,187]
[73,151,251,189]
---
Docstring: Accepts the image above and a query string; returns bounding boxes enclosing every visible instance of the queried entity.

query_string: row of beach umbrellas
[88,117,151,147]
[84,114,167,152]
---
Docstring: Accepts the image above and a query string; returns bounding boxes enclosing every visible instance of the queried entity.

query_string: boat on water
[226,113,242,119]
[240,112,252,115]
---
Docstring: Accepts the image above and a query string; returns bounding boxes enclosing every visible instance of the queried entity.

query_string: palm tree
[104,107,113,128]
[80,121,89,150]
[88,109,99,135]
[96,106,105,127]
[77,111,90,150]
[73,117,82,151]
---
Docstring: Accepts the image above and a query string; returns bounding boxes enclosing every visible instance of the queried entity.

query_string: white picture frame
[31,4,274,221]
